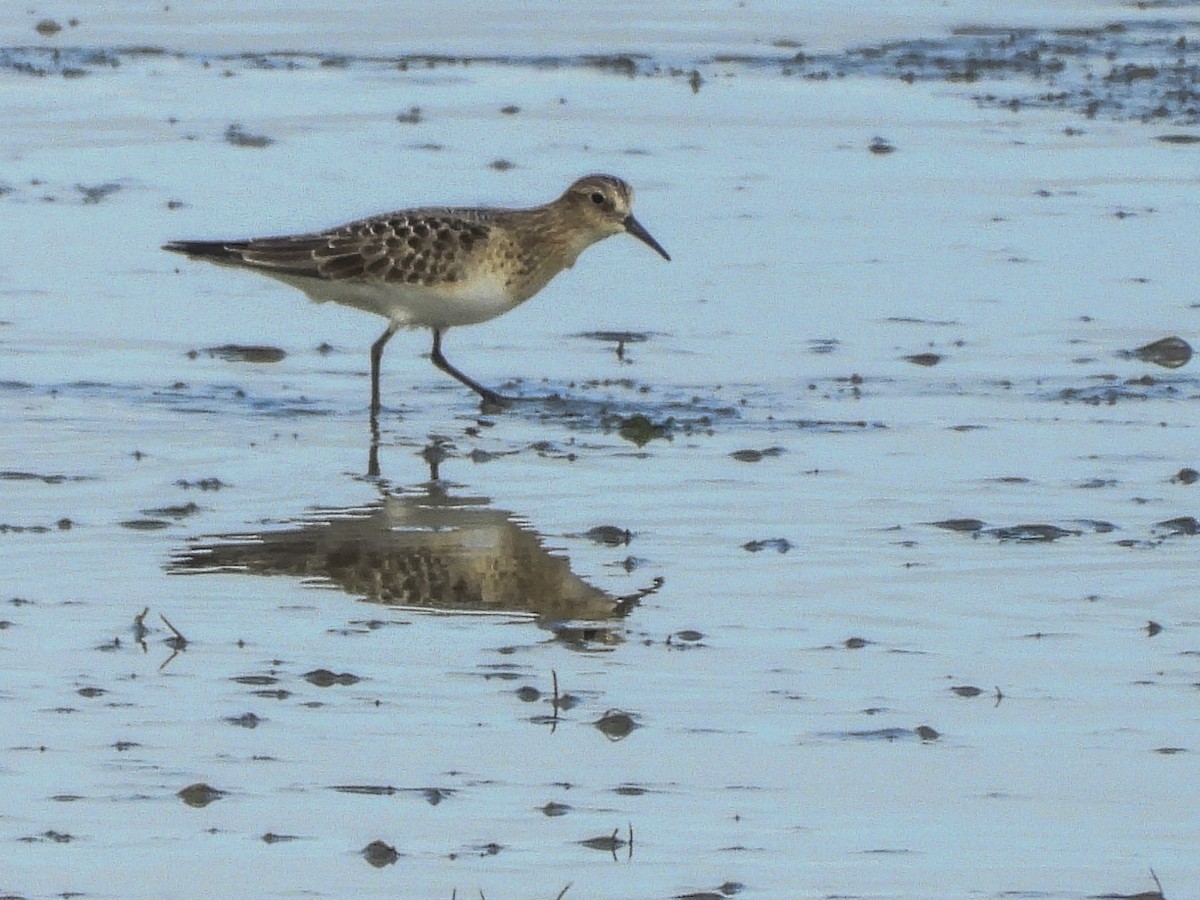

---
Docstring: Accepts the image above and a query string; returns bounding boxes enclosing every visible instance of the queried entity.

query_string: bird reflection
[168,478,658,647]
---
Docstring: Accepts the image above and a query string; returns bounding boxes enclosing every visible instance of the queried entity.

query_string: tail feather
[162,239,248,260]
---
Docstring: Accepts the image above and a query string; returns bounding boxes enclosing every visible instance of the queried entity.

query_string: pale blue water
[2,4,1197,898]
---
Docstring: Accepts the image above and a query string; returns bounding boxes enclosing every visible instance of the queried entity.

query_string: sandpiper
[164,174,670,413]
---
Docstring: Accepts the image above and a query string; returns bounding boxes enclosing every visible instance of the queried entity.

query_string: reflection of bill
[169,484,660,642]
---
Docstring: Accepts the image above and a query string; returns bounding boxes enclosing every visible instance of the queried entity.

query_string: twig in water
[160,613,188,649]
[133,607,150,650]
[1150,868,1166,898]
[551,669,561,733]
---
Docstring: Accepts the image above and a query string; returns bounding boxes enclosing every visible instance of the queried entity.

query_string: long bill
[623,214,671,261]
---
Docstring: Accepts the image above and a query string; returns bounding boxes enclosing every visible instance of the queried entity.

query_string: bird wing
[166,208,497,285]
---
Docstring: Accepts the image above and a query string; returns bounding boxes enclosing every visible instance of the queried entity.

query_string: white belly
[274,270,520,329]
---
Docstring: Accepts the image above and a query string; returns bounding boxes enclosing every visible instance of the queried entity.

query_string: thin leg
[429,328,511,407]
[370,322,400,422]
[367,414,382,478]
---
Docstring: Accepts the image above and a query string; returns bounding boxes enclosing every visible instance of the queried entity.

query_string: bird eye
[590,192,605,205]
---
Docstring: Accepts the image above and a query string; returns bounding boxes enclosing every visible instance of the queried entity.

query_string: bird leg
[370,321,400,423]
[366,322,400,477]
[430,328,511,407]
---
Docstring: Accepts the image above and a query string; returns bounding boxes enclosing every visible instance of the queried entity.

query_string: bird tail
[162,240,248,260]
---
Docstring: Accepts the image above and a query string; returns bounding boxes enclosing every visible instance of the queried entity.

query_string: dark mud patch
[175,477,227,490]
[0,518,74,534]
[1055,373,1200,403]
[675,881,747,899]
[224,123,274,148]
[76,181,122,204]
[729,447,785,462]
[1,470,94,485]
[361,839,400,867]
[930,520,1113,541]
[579,824,633,854]
[226,712,264,728]
[303,668,361,687]
[903,352,943,367]
[1117,335,1192,369]
[595,708,639,740]
[785,18,1200,125]
[929,516,1200,546]
[141,502,201,520]
[195,344,287,364]
[495,382,741,443]
[177,782,225,807]
[742,537,792,553]
[12,23,1200,125]
[615,413,674,446]
[119,518,172,531]
[793,418,886,433]
[929,518,987,533]
[827,726,940,742]
[151,381,329,418]
[579,525,633,546]
[333,784,457,805]
[1152,515,1200,536]
[575,329,658,361]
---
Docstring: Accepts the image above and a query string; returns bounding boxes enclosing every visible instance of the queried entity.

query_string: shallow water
[3,4,1200,899]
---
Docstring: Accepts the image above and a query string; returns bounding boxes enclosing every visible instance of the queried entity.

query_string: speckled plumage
[164,174,669,410]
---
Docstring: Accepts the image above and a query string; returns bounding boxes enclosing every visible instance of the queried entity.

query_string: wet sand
[2,4,1199,898]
